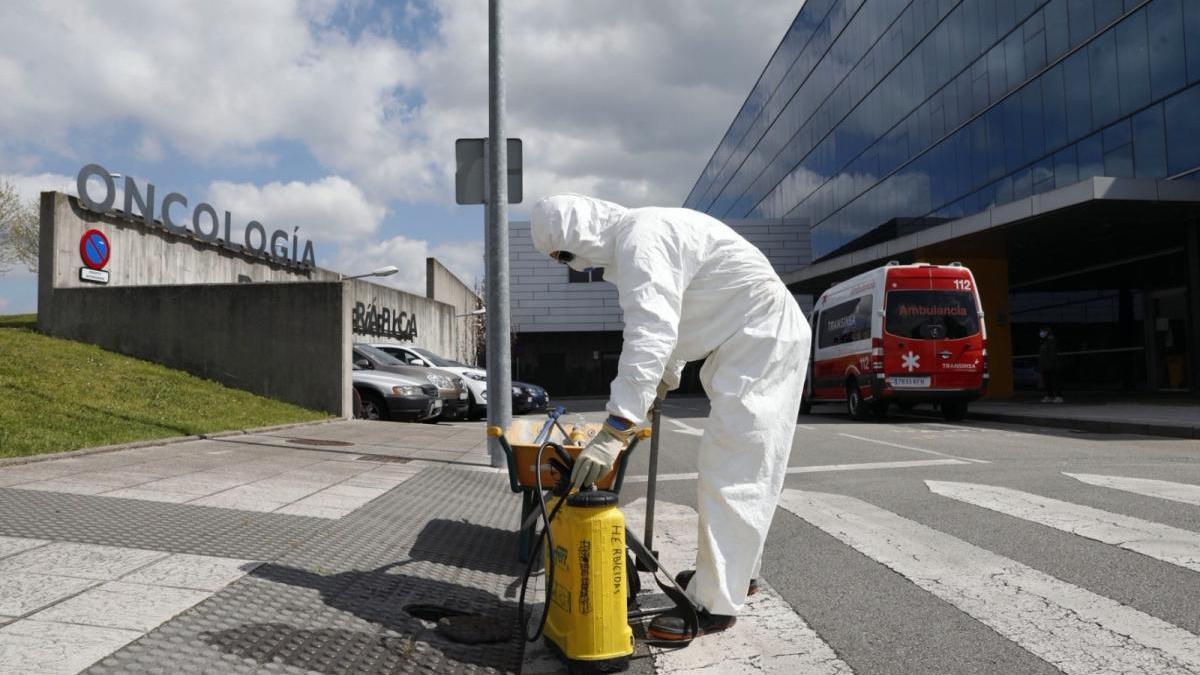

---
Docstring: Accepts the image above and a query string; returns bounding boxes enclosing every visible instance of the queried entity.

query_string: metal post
[485,0,511,468]
[643,399,662,551]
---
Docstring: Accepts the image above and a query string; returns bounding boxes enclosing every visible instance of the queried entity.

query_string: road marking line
[777,489,1200,675]
[926,480,1200,573]
[624,458,970,484]
[669,419,704,436]
[1064,473,1200,507]
[839,433,990,464]
[670,420,819,433]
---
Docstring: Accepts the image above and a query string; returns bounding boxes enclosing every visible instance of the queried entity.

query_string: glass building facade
[685,0,1200,259]
[688,0,1200,395]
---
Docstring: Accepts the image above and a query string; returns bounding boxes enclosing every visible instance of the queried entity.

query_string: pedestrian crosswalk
[926,480,1200,573]
[777,488,1200,675]
[524,472,1200,674]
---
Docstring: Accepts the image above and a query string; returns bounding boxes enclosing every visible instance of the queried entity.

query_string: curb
[0,417,340,468]
[886,407,1199,440]
[966,411,1199,439]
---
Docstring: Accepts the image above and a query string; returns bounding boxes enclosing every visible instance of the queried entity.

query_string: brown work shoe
[675,569,759,596]
[647,608,736,641]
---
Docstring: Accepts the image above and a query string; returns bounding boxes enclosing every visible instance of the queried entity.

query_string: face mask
[1039,330,1048,338]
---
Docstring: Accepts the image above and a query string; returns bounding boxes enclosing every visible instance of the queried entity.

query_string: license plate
[890,376,931,388]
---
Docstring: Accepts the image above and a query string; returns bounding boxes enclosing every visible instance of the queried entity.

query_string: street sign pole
[485,0,511,468]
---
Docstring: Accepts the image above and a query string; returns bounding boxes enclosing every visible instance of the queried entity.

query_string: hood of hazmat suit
[531,194,813,616]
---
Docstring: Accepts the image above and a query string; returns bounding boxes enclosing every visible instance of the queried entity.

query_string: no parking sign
[79,228,111,284]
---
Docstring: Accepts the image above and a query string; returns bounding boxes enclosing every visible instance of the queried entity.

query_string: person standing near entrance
[530,194,811,640]
[1039,326,1062,403]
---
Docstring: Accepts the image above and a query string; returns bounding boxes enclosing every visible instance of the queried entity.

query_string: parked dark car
[352,365,442,422]
[512,381,549,414]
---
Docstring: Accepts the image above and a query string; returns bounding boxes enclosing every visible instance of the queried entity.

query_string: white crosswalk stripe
[837,433,990,464]
[777,488,1200,675]
[1064,473,1200,507]
[926,480,1200,573]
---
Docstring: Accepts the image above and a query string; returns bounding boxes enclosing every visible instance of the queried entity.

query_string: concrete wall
[40,193,338,297]
[39,281,351,415]
[34,190,476,415]
[425,257,481,365]
[349,279,460,359]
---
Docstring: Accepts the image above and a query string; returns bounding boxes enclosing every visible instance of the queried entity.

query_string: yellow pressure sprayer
[542,488,635,671]
[512,407,699,673]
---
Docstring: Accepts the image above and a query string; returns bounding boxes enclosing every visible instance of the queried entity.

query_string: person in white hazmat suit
[530,194,811,640]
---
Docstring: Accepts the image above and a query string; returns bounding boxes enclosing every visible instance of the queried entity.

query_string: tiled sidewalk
[0,536,257,673]
[0,419,527,674]
[0,438,424,519]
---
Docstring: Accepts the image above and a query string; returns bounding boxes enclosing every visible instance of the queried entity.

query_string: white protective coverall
[530,194,811,615]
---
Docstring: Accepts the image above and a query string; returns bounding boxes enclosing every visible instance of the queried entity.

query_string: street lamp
[455,307,487,318]
[341,265,399,281]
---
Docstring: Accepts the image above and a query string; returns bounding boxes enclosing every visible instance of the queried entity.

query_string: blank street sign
[455,138,522,205]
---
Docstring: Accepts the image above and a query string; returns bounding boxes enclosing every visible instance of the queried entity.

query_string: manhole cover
[285,438,355,447]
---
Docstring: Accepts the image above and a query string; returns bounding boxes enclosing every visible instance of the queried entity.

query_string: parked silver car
[352,344,469,420]
[351,365,442,422]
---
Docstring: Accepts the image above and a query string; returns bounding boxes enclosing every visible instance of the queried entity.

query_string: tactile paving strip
[0,487,330,561]
[84,465,528,674]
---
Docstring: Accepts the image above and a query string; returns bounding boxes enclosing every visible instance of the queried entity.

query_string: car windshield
[355,344,405,366]
[412,347,456,368]
[885,290,980,339]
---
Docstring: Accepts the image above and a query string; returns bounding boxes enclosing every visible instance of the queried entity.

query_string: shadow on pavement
[202,561,523,672]
[408,518,523,575]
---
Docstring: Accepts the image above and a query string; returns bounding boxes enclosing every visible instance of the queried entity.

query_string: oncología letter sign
[75,163,316,269]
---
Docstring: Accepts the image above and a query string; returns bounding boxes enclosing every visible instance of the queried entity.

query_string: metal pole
[643,399,662,550]
[485,0,511,468]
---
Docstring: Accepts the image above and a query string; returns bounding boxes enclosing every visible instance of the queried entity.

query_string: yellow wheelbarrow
[488,405,651,562]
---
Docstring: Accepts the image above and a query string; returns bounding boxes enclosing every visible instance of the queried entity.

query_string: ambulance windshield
[885,290,979,339]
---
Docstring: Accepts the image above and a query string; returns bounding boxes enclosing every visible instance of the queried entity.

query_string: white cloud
[331,235,481,296]
[207,176,385,243]
[0,0,801,306]
[0,1,798,210]
[3,172,74,204]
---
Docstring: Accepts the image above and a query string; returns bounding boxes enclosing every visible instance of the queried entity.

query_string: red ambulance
[801,262,988,421]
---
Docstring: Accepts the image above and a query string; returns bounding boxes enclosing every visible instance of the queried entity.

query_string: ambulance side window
[818,296,873,348]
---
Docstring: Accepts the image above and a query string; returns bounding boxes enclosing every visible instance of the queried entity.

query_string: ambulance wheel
[846,381,868,421]
[941,400,968,421]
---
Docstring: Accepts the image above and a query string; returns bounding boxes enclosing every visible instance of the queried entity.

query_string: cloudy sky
[0,0,800,313]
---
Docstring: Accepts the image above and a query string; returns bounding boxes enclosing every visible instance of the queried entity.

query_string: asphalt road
[561,397,1200,675]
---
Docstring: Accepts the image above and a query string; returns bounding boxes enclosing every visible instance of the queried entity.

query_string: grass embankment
[0,314,328,458]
